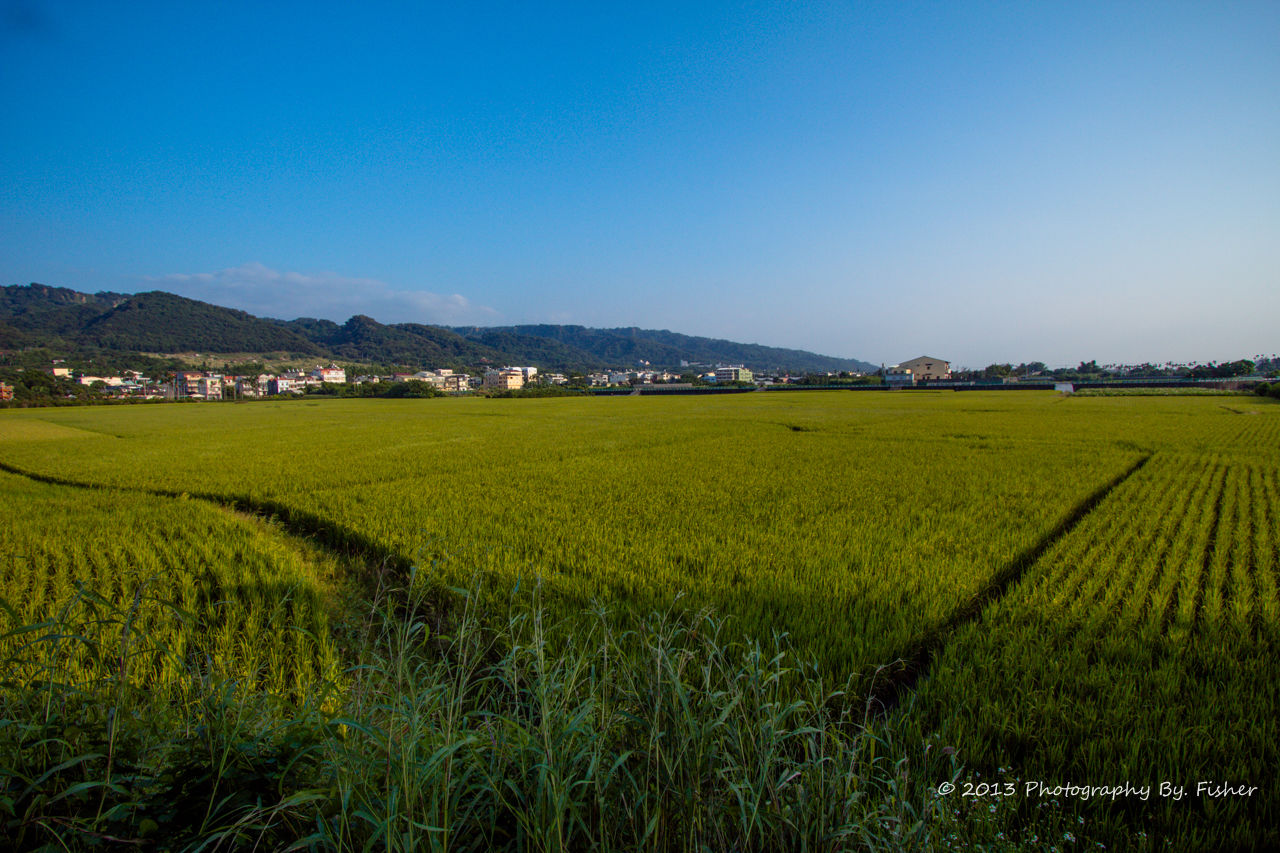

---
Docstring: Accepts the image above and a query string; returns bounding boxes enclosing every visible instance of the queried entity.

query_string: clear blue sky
[2,0,1276,367]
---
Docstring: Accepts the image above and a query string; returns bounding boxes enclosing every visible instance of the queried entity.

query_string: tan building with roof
[896,356,950,381]
[484,368,524,390]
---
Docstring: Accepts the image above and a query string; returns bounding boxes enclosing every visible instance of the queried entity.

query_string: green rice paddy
[2,391,1275,849]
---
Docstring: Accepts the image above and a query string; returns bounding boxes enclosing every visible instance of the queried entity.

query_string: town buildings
[23,356,815,403]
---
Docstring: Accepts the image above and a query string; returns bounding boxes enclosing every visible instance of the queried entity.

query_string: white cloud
[145,262,499,326]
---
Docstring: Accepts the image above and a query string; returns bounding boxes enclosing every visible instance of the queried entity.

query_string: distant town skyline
[2,2,1276,367]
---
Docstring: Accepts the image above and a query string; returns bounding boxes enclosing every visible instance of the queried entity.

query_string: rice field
[908,426,1280,849]
[1,390,1276,849]
[0,394,1142,680]
[0,471,345,698]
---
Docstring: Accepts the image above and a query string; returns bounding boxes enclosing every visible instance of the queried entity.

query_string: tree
[981,363,1014,379]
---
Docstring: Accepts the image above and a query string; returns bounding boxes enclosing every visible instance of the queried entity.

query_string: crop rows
[0,394,1142,683]
[908,448,1279,849]
[0,472,342,697]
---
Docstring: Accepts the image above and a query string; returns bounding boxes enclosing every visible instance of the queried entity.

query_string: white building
[884,368,914,387]
[267,377,300,395]
[77,375,124,387]
[312,365,346,384]
[715,366,753,383]
[197,377,223,400]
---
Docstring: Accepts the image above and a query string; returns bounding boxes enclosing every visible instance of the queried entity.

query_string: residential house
[77,375,125,387]
[895,356,950,381]
[267,377,300,395]
[197,376,223,400]
[439,373,470,392]
[884,368,915,387]
[173,371,204,399]
[312,365,346,384]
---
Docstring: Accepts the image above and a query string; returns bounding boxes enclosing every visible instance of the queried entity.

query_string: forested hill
[1,285,322,355]
[453,324,879,374]
[0,283,874,373]
[277,315,503,366]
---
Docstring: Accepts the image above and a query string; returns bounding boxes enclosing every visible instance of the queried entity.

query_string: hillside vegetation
[0,283,874,373]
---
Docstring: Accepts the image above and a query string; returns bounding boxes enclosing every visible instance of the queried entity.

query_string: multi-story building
[895,356,950,381]
[484,369,524,390]
[173,371,204,399]
[715,366,753,383]
[267,377,299,395]
[312,365,346,384]
[440,373,470,392]
[197,377,223,400]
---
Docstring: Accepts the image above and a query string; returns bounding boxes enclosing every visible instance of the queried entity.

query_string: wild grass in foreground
[2,574,968,852]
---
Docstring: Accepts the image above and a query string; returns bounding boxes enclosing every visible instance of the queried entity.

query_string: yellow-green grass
[1,392,1147,681]
[2,390,1278,849]
[906,449,1280,850]
[0,471,344,698]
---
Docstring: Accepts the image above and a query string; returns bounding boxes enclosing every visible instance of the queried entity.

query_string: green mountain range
[0,283,876,374]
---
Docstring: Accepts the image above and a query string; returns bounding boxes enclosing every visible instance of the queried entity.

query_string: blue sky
[2,0,1276,368]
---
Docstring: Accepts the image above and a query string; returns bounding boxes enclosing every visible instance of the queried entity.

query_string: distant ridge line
[1,283,875,373]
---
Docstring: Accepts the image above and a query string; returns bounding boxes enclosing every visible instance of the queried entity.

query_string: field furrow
[906,445,1279,849]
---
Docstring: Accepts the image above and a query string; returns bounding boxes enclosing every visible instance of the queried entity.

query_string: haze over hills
[0,284,877,374]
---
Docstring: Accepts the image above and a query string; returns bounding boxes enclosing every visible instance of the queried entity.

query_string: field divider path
[0,458,414,588]
[870,452,1153,714]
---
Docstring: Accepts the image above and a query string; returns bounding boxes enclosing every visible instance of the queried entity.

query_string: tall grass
[0,582,335,849]
[1,572,961,852]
